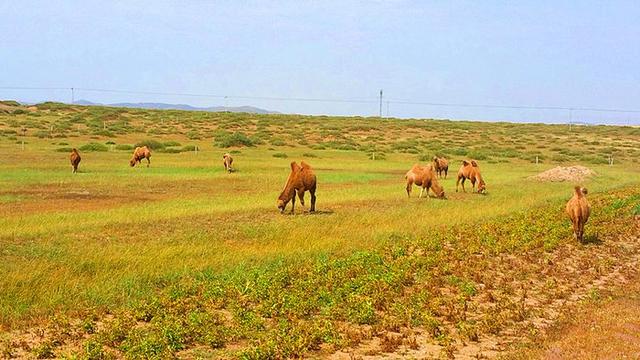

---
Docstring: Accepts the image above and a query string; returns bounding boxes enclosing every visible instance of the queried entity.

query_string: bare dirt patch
[531,165,595,182]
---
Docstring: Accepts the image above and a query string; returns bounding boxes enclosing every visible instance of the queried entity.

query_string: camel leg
[571,219,579,240]
[298,190,305,207]
[460,178,466,193]
[147,157,151,168]
[406,181,412,198]
[310,188,316,212]
[290,193,296,214]
[444,169,448,179]
[471,179,476,193]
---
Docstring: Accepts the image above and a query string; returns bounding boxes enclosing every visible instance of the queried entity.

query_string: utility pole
[379,89,383,118]
[568,108,573,131]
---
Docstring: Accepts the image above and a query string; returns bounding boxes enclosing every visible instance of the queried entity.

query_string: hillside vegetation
[0,102,639,359]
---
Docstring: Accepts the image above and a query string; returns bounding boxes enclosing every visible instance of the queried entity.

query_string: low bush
[134,140,165,150]
[216,131,255,148]
[79,142,108,152]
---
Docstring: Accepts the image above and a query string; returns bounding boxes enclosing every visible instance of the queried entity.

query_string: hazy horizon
[1,1,639,125]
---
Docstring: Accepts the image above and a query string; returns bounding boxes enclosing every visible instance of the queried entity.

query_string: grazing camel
[432,156,449,179]
[405,164,445,199]
[70,148,81,174]
[566,186,591,242]
[222,153,234,173]
[129,146,152,167]
[277,161,317,214]
[456,160,486,193]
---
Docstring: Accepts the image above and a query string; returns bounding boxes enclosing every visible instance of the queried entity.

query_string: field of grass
[0,102,639,358]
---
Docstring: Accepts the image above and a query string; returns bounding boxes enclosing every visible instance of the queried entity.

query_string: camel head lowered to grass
[277,161,317,214]
[456,160,486,194]
[405,164,445,199]
[566,186,591,242]
[130,146,152,167]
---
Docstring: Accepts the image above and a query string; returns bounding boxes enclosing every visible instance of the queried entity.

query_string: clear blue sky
[1,1,639,124]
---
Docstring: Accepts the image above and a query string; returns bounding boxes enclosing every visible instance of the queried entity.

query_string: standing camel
[566,186,591,242]
[222,153,234,173]
[432,156,449,179]
[277,161,317,214]
[405,164,445,199]
[130,146,152,167]
[456,160,486,193]
[70,148,81,173]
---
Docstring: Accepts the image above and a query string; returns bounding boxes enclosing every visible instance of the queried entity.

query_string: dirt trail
[329,221,640,359]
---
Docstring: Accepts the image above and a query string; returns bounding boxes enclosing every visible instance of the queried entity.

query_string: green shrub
[35,130,49,138]
[302,153,318,158]
[181,145,197,152]
[216,132,255,148]
[272,152,288,158]
[115,144,134,151]
[92,129,115,137]
[418,154,433,162]
[466,150,490,160]
[134,139,165,150]
[163,141,181,147]
[55,147,73,152]
[79,142,109,152]
[186,130,201,140]
[450,147,467,156]
[579,155,609,164]
[159,148,181,153]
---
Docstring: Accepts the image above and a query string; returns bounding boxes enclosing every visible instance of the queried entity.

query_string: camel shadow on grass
[581,233,602,245]
[281,209,335,216]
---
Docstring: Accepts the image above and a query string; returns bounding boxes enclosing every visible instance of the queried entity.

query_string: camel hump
[471,160,479,167]
[290,161,301,171]
[462,160,470,166]
[300,161,312,170]
[574,185,586,197]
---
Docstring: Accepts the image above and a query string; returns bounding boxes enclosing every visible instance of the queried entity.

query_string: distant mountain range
[72,99,279,114]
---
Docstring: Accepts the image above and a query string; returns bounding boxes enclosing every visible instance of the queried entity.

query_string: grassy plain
[0,102,639,358]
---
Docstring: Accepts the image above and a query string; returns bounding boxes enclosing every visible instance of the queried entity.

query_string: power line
[1,86,640,114]
[75,88,379,104]
[386,98,640,114]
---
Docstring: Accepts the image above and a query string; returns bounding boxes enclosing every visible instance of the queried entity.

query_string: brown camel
[432,156,449,179]
[277,161,317,214]
[130,146,152,167]
[70,148,81,174]
[566,186,591,242]
[456,160,486,193]
[405,164,445,199]
[223,153,233,173]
